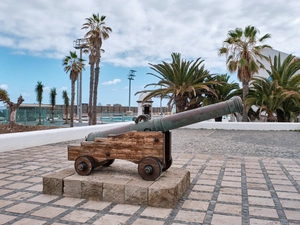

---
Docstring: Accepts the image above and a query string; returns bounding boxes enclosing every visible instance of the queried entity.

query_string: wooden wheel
[102,159,115,167]
[74,156,95,176]
[138,157,162,181]
[162,157,172,171]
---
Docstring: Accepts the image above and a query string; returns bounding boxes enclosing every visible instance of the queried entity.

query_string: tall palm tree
[219,25,272,121]
[63,51,85,127]
[49,88,57,123]
[82,13,112,125]
[266,54,300,121]
[35,81,44,125]
[0,88,24,128]
[62,90,69,124]
[136,53,216,113]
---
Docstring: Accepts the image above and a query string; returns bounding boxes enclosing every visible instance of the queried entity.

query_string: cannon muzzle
[86,96,243,141]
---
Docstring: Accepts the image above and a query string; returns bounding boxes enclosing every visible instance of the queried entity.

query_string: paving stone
[249,218,281,225]
[214,203,242,214]
[284,210,300,220]
[211,214,241,225]
[175,210,206,223]
[182,200,209,211]
[93,214,130,225]
[276,191,300,200]
[249,206,278,218]
[110,204,140,214]
[0,199,14,208]
[0,214,16,224]
[12,218,47,225]
[5,202,40,213]
[132,218,165,225]
[140,206,172,218]
[248,197,275,206]
[60,209,97,223]
[31,206,67,218]
[280,199,300,209]
[217,193,242,204]
[52,197,84,207]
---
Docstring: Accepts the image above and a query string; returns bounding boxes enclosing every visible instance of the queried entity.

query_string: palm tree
[35,81,44,125]
[219,25,272,121]
[62,90,69,124]
[203,74,240,121]
[246,77,296,122]
[82,13,112,125]
[0,88,24,128]
[266,54,300,121]
[136,53,216,113]
[49,88,57,123]
[63,51,85,127]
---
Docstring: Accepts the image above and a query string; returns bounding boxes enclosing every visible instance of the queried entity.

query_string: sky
[0,0,300,108]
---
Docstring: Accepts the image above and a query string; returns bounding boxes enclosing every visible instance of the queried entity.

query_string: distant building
[255,48,290,79]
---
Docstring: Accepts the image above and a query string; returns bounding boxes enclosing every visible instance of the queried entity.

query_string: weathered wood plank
[68,131,164,165]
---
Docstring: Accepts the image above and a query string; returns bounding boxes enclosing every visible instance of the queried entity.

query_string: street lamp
[128,70,136,111]
[73,38,89,124]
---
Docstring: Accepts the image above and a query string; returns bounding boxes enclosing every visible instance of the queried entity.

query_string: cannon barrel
[86,96,243,141]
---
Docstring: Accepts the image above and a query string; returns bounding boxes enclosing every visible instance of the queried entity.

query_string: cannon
[68,96,243,181]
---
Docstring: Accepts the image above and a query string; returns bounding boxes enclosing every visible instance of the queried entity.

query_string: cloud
[0,0,300,69]
[59,86,68,92]
[0,84,8,90]
[101,79,121,85]
[43,86,51,92]
[21,92,30,97]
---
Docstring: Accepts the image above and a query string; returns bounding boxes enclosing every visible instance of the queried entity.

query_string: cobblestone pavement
[0,129,299,225]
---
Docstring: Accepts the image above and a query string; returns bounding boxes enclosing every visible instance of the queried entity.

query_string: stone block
[43,168,74,195]
[82,181,103,201]
[148,179,179,208]
[103,177,132,204]
[64,175,82,198]
[148,168,190,208]
[125,177,154,205]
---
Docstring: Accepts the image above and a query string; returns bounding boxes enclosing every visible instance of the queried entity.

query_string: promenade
[0,129,299,225]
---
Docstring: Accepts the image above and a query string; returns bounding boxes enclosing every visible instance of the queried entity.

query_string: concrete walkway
[0,129,299,225]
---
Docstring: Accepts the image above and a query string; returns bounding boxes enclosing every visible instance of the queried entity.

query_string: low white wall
[0,122,132,153]
[184,121,300,130]
[0,121,299,153]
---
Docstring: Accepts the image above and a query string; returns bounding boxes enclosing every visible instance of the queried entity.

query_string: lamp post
[128,70,136,111]
[73,38,88,124]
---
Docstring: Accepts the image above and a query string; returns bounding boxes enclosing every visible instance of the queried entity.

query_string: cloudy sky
[0,0,299,107]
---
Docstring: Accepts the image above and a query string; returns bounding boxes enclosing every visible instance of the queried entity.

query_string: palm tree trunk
[64,107,69,124]
[93,67,99,125]
[88,57,95,125]
[242,81,249,122]
[70,80,75,127]
[38,103,42,125]
[175,95,186,113]
[92,48,101,125]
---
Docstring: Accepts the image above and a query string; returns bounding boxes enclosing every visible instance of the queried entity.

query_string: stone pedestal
[43,160,190,208]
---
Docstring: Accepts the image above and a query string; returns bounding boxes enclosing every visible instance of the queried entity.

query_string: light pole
[73,38,88,124]
[128,70,136,111]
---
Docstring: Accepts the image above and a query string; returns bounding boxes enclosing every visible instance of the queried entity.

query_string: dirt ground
[0,124,62,134]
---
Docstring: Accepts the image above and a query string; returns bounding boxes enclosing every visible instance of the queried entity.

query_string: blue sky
[1,0,300,107]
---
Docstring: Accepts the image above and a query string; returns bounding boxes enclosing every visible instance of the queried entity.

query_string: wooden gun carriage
[68,97,243,181]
